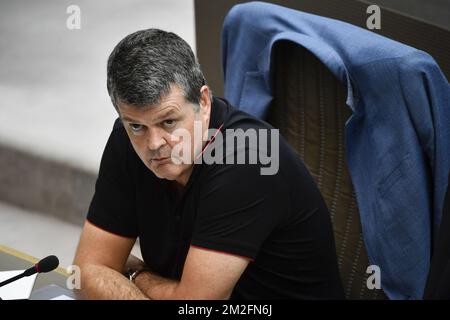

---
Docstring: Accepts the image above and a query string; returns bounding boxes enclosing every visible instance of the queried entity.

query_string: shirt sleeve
[191,159,289,260]
[86,118,138,238]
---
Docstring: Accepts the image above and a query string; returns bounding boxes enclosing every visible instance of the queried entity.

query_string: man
[73,29,344,299]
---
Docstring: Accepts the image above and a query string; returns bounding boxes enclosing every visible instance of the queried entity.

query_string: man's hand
[74,222,250,300]
[134,245,250,300]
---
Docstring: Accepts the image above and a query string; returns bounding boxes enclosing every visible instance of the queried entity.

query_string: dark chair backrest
[195,0,450,98]
[266,41,386,299]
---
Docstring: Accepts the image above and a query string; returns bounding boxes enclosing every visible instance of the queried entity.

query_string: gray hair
[107,29,210,111]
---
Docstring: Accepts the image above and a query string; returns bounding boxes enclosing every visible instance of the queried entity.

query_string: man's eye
[162,119,176,128]
[130,123,143,132]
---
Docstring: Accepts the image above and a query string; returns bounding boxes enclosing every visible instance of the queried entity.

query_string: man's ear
[199,85,211,114]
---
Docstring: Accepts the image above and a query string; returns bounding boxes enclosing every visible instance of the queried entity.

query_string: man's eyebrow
[121,108,180,124]
[121,116,140,123]
[154,108,180,121]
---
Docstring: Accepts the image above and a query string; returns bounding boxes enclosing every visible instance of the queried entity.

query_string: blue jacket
[221,2,450,299]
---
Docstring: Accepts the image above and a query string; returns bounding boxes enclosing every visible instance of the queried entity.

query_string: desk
[0,244,74,299]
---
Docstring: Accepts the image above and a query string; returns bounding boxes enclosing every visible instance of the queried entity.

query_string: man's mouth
[151,156,171,162]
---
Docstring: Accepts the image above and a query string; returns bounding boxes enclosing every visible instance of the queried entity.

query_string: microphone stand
[0,272,27,288]
[0,270,30,301]
[0,255,59,300]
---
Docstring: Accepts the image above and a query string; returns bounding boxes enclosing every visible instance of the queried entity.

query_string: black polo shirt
[87,97,344,299]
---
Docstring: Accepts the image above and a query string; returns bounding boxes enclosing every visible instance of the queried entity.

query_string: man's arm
[134,246,250,300]
[73,221,148,300]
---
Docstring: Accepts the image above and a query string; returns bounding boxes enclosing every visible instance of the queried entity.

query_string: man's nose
[146,127,166,151]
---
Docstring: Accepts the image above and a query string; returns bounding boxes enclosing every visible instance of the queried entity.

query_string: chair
[266,41,387,299]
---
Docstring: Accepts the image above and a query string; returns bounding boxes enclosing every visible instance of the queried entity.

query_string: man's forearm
[77,264,149,300]
[134,270,180,300]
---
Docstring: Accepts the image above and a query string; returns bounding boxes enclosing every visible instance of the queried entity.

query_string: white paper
[50,294,74,300]
[0,270,37,300]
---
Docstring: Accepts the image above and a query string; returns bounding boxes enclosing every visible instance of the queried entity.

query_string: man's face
[117,85,211,186]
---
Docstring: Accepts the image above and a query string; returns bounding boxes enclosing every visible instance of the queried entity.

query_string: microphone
[0,255,59,288]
